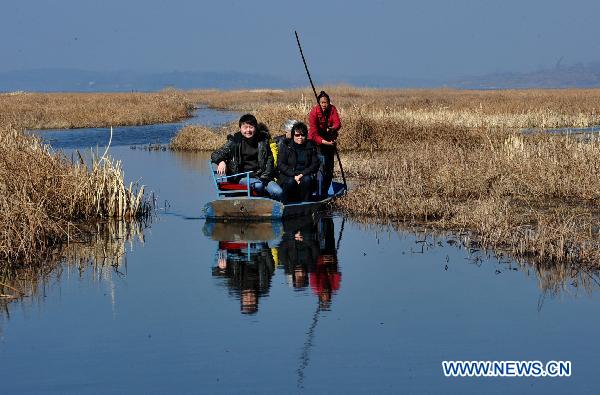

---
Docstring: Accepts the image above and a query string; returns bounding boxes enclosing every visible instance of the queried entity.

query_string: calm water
[3,109,600,394]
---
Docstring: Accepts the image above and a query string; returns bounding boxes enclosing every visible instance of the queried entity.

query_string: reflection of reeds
[0,219,145,314]
[355,221,600,297]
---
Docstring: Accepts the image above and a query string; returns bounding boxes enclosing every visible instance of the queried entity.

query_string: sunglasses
[294,133,307,137]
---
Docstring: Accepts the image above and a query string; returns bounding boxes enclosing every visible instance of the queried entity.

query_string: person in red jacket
[308,91,341,197]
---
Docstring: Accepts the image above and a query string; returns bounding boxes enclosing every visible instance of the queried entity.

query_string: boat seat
[217,181,259,197]
[219,241,248,250]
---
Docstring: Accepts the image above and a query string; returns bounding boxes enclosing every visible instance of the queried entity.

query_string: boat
[203,161,347,220]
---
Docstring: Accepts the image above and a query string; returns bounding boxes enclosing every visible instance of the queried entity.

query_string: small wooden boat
[203,162,347,220]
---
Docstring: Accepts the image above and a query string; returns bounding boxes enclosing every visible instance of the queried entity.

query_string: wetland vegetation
[3,87,600,273]
[0,92,190,271]
[170,87,600,267]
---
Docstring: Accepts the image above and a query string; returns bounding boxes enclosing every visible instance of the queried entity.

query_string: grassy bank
[0,91,194,130]
[172,87,600,267]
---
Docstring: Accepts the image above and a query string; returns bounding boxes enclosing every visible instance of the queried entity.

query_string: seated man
[277,122,320,203]
[211,114,282,199]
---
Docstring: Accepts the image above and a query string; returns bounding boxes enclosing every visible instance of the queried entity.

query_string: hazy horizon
[2,0,600,83]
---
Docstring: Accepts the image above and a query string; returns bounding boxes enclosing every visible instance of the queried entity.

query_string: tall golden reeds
[0,91,202,269]
[0,126,150,269]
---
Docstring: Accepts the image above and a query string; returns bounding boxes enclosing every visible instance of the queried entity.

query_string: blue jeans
[239,177,283,200]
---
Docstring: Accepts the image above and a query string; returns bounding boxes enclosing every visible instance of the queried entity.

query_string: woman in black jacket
[277,122,320,203]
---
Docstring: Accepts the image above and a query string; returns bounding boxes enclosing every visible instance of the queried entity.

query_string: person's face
[240,122,256,138]
[285,130,292,139]
[319,96,329,111]
[294,268,306,288]
[293,130,307,145]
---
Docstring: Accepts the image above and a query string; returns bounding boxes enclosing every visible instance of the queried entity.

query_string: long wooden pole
[294,31,347,190]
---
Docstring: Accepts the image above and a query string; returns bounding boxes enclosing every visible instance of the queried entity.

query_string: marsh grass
[0,126,151,269]
[337,133,600,265]
[0,91,194,130]
[170,125,230,151]
[0,91,196,269]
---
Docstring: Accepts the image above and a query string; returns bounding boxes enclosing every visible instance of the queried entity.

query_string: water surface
[3,108,600,394]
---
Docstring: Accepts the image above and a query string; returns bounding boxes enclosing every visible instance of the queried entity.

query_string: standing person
[308,91,341,197]
[277,122,320,203]
[211,114,283,200]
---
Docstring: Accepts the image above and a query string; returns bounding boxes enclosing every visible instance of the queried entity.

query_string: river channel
[2,108,600,393]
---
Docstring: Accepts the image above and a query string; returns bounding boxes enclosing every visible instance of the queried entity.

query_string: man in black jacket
[211,114,283,199]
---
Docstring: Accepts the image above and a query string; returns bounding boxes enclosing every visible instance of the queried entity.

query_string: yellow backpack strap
[270,138,279,167]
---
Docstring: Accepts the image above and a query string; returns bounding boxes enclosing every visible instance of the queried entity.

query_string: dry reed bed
[0,127,151,269]
[0,91,200,269]
[0,91,194,130]
[338,133,600,265]
[181,86,600,126]
[171,88,600,152]
[171,125,231,151]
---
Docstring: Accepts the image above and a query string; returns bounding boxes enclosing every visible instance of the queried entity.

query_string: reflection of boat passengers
[211,114,283,200]
[308,91,341,197]
[310,217,341,310]
[211,241,275,314]
[278,216,341,308]
[279,219,320,289]
[277,122,320,204]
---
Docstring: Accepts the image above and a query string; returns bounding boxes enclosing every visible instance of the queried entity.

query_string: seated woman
[277,122,320,203]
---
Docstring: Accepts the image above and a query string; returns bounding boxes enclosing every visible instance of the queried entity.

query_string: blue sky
[2,0,600,80]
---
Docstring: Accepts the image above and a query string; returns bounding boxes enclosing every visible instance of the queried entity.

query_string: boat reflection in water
[204,214,342,314]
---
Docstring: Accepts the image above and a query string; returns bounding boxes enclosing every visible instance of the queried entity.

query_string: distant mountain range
[2,64,600,92]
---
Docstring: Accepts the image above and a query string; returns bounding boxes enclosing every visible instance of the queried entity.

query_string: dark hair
[239,113,258,128]
[317,91,330,103]
[292,121,308,136]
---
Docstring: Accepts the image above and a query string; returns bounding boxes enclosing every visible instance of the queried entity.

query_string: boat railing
[208,160,253,197]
